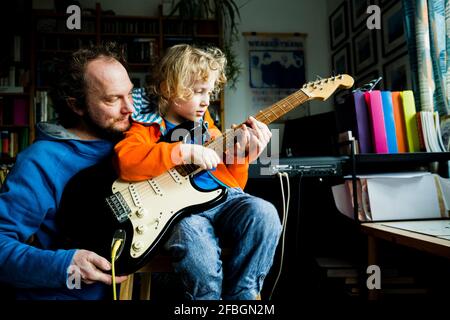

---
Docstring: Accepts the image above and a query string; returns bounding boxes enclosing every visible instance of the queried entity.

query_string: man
[0,43,132,299]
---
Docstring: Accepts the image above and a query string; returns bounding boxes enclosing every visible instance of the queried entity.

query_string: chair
[119,253,172,300]
[119,248,233,300]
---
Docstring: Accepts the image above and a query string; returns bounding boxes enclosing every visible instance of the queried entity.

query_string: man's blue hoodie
[0,123,114,299]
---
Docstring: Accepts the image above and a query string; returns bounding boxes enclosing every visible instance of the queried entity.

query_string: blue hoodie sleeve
[0,150,76,288]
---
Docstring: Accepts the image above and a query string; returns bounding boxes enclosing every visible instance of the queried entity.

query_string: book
[401,91,420,152]
[381,91,398,153]
[415,111,426,151]
[1,131,9,156]
[0,86,23,94]
[364,90,388,153]
[353,91,373,153]
[391,92,409,152]
[13,35,21,62]
[418,111,445,152]
[13,98,28,126]
[434,112,446,151]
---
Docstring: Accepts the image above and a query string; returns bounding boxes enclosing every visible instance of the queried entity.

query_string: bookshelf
[31,3,224,133]
[346,152,450,177]
[0,2,33,164]
[0,2,225,166]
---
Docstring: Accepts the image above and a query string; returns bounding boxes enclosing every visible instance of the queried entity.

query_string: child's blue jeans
[164,187,282,300]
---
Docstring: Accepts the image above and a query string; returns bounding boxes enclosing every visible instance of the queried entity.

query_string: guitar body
[57,160,226,275]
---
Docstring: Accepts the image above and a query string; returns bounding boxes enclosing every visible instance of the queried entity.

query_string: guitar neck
[207,89,309,150]
[173,73,355,177]
[252,89,309,125]
[175,89,310,176]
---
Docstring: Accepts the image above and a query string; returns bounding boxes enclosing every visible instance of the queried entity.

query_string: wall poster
[244,32,307,115]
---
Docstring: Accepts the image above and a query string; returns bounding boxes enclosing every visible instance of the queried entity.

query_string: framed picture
[329,2,348,50]
[352,27,378,75]
[332,43,352,75]
[381,1,406,57]
[383,52,411,91]
[244,32,307,113]
[350,0,371,31]
[248,49,305,89]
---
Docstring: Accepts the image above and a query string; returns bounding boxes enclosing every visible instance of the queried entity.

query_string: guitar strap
[158,119,210,145]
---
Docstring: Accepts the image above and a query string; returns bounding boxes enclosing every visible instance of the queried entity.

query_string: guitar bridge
[106,192,131,223]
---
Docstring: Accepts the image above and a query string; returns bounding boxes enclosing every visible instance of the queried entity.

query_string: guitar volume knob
[136,225,146,234]
[132,241,142,251]
[136,207,147,218]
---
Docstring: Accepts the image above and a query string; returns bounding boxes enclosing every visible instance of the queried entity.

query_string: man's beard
[82,113,130,143]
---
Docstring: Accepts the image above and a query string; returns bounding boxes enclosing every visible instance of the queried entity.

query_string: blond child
[114,44,281,300]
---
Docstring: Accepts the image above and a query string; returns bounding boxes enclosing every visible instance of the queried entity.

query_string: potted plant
[167,0,242,88]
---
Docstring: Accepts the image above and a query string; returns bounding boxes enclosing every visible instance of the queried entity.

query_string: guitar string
[117,90,311,205]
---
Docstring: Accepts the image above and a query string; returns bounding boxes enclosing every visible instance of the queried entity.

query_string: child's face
[168,72,217,124]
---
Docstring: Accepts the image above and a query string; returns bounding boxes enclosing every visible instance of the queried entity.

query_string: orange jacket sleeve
[114,122,183,181]
[114,110,249,188]
[204,111,249,189]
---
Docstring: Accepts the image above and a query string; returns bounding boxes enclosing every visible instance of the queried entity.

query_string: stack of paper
[332,172,450,222]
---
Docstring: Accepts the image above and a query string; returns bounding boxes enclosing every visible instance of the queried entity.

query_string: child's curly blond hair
[149,44,227,116]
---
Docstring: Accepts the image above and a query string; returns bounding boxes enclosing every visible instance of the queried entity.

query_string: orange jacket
[114,111,249,189]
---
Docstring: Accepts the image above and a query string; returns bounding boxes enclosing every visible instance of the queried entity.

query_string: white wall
[225,0,331,128]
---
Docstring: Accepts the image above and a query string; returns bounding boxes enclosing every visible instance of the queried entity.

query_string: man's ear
[66,97,84,116]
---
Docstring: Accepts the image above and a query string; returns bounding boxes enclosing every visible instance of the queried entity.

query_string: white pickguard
[112,168,222,258]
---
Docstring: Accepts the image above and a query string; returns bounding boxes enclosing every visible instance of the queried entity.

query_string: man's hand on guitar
[180,144,221,170]
[233,116,272,163]
[69,249,128,285]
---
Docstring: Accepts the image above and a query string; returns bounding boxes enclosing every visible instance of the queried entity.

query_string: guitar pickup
[128,184,142,207]
[148,178,163,196]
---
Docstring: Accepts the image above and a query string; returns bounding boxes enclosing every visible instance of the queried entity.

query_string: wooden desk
[361,221,450,299]
[362,222,450,259]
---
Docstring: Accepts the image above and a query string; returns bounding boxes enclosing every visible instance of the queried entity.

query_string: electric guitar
[57,74,354,275]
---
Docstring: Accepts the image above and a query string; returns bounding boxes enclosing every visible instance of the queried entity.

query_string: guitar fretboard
[175,89,309,176]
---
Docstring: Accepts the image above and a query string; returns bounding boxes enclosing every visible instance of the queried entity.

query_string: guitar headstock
[301,74,354,101]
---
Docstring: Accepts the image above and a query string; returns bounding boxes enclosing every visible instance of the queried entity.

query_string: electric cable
[111,239,123,300]
[269,172,290,300]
